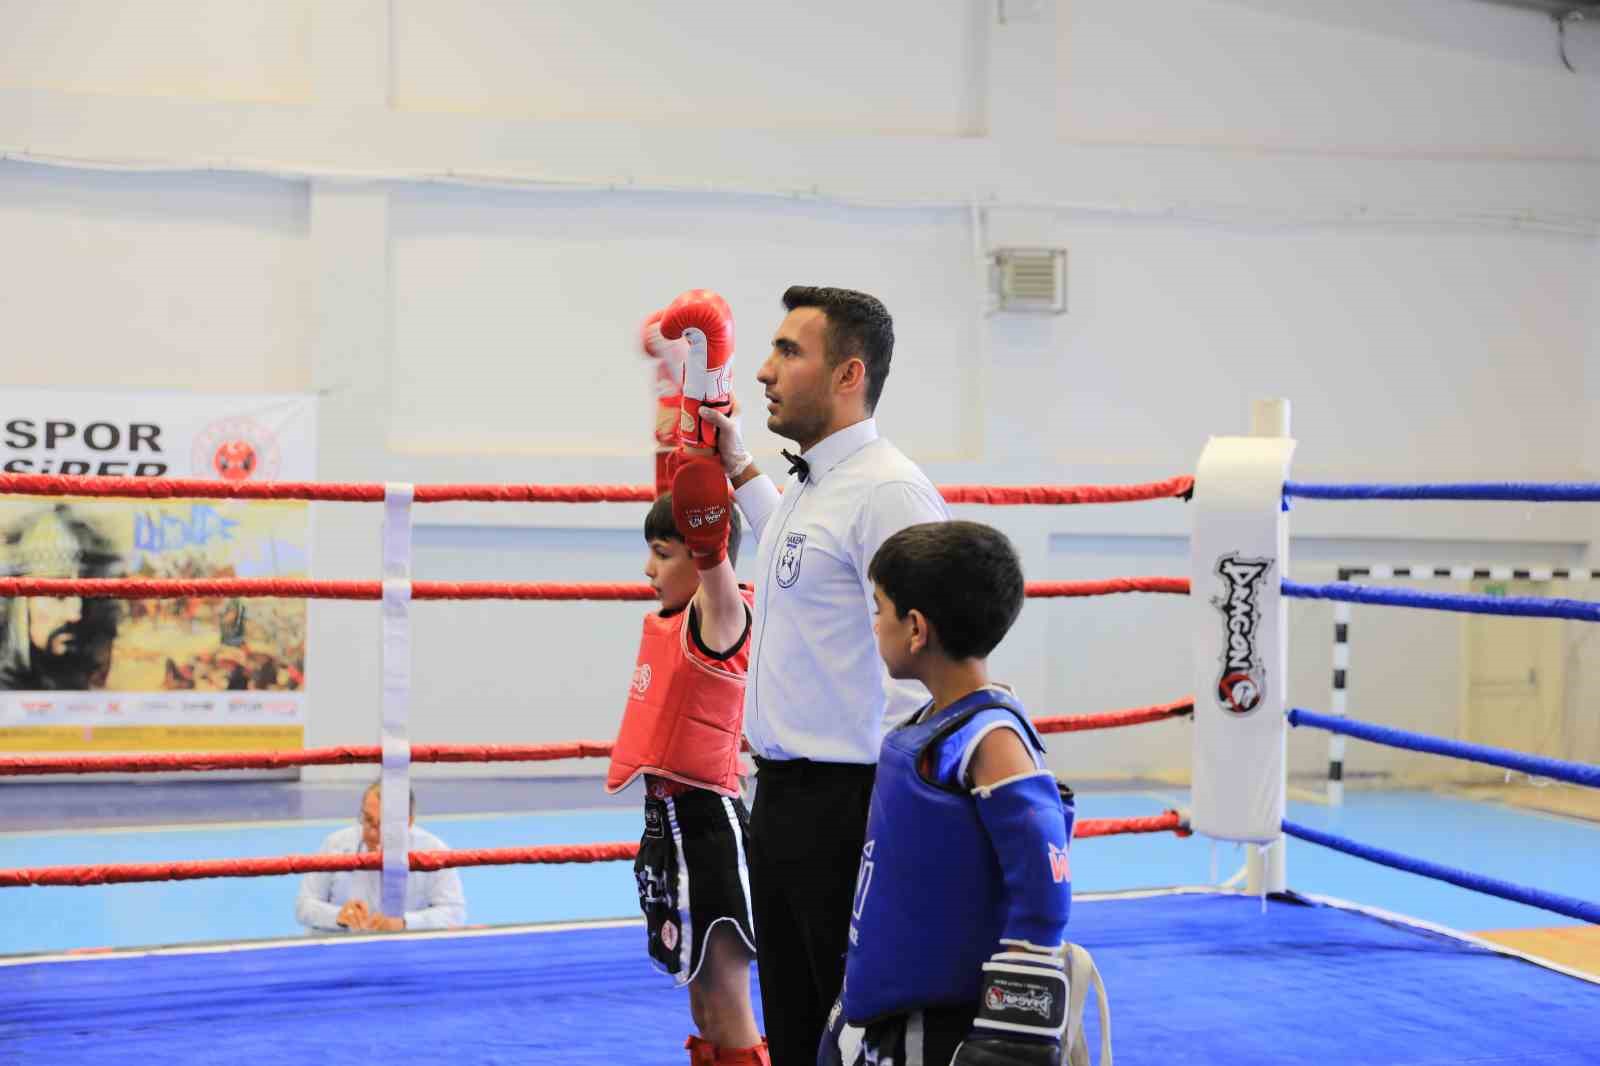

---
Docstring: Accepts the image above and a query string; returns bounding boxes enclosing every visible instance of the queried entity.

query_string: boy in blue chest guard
[821,520,1109,1066]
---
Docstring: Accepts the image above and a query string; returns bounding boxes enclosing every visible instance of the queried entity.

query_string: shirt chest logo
[775,532,807,588]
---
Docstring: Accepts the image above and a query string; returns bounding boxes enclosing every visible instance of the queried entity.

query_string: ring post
[380,482,416,919]
[1192,399,1294,895]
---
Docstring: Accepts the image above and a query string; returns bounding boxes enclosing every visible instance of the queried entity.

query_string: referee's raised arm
[709,286,950,1066]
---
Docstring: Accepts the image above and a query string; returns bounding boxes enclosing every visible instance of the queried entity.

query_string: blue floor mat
[4,892,1596,1065]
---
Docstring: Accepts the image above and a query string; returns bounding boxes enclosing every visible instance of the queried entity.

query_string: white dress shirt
[294,824,466,933]
[735,418,949,763]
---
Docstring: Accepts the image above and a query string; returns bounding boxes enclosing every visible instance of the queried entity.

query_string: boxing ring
[2,419,1599,1064]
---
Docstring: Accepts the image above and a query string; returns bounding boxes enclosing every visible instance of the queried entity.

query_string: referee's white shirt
[734,418,949,764]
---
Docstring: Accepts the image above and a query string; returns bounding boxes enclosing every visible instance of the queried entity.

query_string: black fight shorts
[634,784,756,985]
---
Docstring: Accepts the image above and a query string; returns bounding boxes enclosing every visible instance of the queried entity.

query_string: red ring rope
[0,698,1192,776]
[0,577,1189,601]
[0,578,658,601]
[0,473,1193,506]
[1074,811,1190,839]
[0,813,1189,887]
[933,479,1193,506]
[1026,578,1190,598]
[0,742,619,776]
[1033,699,1193,734]
[0,843,639,887]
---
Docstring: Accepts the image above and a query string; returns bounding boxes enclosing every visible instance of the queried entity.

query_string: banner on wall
[0,390,317,753]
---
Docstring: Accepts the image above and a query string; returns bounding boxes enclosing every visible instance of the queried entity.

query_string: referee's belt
[751,756,876,777]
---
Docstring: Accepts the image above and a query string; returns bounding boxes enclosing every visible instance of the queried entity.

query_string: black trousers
[748,757,877,1066]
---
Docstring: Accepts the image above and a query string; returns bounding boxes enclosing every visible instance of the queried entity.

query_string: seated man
[295,781,466,933]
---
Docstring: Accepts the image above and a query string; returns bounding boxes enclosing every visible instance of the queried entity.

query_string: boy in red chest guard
[607,290,768,1066]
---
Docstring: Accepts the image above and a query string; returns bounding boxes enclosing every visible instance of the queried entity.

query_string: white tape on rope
[382,483,416,580]
[379,483,415,920]
[380,733,411,922]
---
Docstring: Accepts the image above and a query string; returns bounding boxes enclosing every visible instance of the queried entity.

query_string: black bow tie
[781,449,810,483]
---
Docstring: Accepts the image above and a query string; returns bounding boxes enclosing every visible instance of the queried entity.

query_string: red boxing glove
[660,290,734,451]
[641,310,688,496]
[671,457,733,571]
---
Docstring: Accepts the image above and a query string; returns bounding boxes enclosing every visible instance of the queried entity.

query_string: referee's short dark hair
[782,286,894,412]
[869,521,1024,661]
[645,492,741,567]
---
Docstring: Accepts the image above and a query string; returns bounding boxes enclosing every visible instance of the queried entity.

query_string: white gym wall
[0,0,1596,783]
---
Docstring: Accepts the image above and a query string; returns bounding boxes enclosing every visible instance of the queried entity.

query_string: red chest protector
[606,589,752,798]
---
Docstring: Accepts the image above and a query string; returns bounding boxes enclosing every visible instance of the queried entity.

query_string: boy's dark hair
[645,492,741,567]
[868,521,1024,660]
[782,286,894,412]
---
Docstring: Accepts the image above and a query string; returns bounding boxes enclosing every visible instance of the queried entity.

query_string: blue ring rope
[1281,820,1600,924]
[1282,580,1600,624]
[1288,708,1600,789]
[1283,481,1600,503]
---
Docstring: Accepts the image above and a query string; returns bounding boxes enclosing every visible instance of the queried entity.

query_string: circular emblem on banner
[192,417,281,482]
[1217,671,1262,714]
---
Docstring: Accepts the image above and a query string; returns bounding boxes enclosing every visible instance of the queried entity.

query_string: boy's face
[871,583,917,680]
[645,537,699,612]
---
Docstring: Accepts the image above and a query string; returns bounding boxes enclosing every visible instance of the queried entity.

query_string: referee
[701,286,949,1066]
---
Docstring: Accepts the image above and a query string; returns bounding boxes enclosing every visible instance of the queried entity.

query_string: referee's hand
[699,407,757,485]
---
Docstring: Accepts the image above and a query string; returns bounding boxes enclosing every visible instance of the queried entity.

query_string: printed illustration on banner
[1212,553,1274,715]
[0,500,308,697]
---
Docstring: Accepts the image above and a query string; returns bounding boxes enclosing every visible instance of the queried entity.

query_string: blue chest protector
[841,687,1075,1026]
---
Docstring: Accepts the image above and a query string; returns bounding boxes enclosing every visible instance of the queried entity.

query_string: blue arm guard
[974,769,1074,950]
